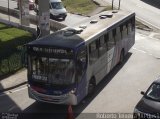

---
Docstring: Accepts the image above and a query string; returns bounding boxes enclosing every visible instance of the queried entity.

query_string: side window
[99,35,107,57]
[131,17,135,31]
[89,40,99,64]
[115,27,121,42]
[128,23,132,34]
[107,31,115,51]
[122,24,127,38]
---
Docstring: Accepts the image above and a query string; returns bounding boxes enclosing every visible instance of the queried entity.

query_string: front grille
[32,89,68,103]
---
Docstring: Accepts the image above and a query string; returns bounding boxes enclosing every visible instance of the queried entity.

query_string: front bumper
[53,13,67,19]
[28,86,77,105]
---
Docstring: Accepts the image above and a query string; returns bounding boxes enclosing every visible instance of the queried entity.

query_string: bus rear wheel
[88,78,96,96]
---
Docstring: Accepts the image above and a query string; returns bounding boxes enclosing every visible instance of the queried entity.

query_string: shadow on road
[141,0,160,9]
[0,85,22,113]
[21,52,132,119]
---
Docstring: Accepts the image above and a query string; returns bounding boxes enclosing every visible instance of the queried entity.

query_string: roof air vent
[79,25,87,29]
[90,20,98,24]
[112,10,118,13]
[106,12,113,18]
[99,15,108,19]
[64,28,83,36]
[99,12,113,19]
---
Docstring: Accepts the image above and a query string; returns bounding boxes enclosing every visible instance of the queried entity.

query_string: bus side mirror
[141,91,145,95]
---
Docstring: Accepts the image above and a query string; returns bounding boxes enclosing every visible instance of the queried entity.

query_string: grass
[62,0,98,15]
[0,23,34,78]
[0,25,32,42]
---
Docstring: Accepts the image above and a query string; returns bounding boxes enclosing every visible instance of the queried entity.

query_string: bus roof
[28,10,135,49]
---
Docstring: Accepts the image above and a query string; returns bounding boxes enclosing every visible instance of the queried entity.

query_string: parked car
[17,0,35,10]
[34,0,67,20]
[134,77,160,119]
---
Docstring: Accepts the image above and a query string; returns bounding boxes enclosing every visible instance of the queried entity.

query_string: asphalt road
[0,30,160,119]
[105,0,160,29]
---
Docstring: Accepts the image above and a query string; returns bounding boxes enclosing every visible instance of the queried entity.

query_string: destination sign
[32,74,47,82]
[31,47,73,57]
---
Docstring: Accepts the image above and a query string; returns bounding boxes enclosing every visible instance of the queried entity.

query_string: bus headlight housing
[70,88,76,94]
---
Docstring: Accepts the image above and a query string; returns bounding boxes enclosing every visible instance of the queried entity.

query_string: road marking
[136,4,144,9]
[0,86,27,97]
[132,47,146,54]
[9,86,27,93]
[132,47,160,59]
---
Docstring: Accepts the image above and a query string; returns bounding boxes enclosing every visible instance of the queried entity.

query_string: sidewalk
[0,69,27,92]
[0,12,37,29]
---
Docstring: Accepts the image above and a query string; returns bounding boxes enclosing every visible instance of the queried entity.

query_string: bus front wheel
[88,78,96,96]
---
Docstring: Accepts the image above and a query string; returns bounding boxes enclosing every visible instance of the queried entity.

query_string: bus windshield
[29,56,75,85]
[51,2,64,9]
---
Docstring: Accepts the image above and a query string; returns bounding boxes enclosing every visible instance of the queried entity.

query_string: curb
[0,81,27,93]
[136,17,160,32]
[92,0,108,7]
[69,12,90,17]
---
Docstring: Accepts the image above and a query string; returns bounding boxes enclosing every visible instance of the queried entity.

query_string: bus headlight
[70,88,76,94]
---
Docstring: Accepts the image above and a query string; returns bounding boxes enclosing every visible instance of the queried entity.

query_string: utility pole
[19,0,30,26]
[37,0,50,38]
[112,0,121,10]
[112,0,114,10]
[8,0,10,23]
[118,0,121,10]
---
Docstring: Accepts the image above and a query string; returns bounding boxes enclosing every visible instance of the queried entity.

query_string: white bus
[26,10,135,105]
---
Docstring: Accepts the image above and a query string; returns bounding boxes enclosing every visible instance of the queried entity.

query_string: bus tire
[88,78,96,96]
[119,49,124,64]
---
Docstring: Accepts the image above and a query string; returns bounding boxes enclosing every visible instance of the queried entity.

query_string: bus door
[75,47,88,103]
[114,27,123,64]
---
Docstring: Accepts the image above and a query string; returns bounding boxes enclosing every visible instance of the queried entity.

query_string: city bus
[26,10,135,105]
